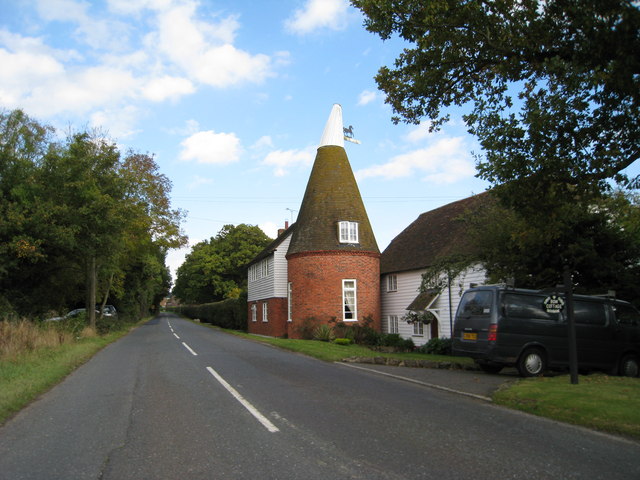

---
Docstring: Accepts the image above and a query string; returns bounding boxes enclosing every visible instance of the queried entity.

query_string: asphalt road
[0,313,638,480]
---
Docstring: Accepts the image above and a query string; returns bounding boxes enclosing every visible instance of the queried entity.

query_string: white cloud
[405,123,436,143]
[107,0,170,15]
[357,90,377,106]
[187,175,214,190]
[252,135,274,150]
[356,137,476,184]
[90,105,140,139]
[258,221,278,239]
[166,118,201,136]
[261,147,314,176]
[151,2,274,87]
[285,0,349,35]
[46,66,137,114]
[0,2,278,122]
[141,75,195,102]
[179,130,242,165]
[0,28,141,117]
[35,0,131,51]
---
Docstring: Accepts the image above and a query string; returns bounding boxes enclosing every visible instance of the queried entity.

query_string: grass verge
[0,324,140,426]
[227,330,472,364]
[493,374,640,440]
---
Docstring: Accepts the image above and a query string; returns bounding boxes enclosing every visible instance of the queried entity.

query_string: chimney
[277,220,290,237]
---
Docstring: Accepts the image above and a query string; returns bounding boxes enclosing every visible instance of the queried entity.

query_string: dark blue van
[452,286,640,377]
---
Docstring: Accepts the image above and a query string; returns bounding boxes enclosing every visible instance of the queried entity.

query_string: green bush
[378,333,415,351]
[296,317,321,340]
[378,333,403,347]
[418,337,452,355]
[333,338,352,346]
[330,316,380,345]
[313,324,335,342]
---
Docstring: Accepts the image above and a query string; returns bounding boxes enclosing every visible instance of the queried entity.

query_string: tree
[0,110,64,314]
[464,191,640,299]
[173,224,272,304]
[0,109,186,322]
[354,0,640,290]
[352,0,639,191]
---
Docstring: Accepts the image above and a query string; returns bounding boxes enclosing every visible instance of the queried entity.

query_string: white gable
[247,233,292,302]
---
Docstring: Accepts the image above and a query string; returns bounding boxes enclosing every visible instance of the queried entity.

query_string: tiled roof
[380,193,489,274]
[287,145,379,256]
[406,289,439,311]
[247,222,296,266]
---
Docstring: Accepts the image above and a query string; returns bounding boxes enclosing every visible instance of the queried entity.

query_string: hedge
[167,295,247,331]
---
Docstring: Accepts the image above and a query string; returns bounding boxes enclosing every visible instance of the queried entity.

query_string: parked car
[452,285,640,377]
[99,305,117,318]
[45,308,92,322]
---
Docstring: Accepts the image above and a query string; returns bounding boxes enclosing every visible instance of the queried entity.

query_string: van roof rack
[470,282,511,289]
[592,290,616,299]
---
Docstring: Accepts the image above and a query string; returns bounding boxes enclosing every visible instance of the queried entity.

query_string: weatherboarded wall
[380,264,486,345]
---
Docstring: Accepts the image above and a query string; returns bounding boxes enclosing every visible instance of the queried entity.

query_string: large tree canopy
[0,109,186,322]
[352,0,640,196]
[173,224,272,304]
[355,0,640,293]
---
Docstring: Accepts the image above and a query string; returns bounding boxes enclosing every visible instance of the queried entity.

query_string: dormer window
[338,221,359,244]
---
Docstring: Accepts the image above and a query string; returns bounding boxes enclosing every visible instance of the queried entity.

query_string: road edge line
[337,362,493,402]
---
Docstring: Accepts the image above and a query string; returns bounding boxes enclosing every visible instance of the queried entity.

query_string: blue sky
[0,0,492,280]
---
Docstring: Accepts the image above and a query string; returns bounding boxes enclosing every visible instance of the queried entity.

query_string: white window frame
[251,303,257,322]
[387,274,397,292]
[413,320,424,336]
[262,302,268,322]
[388,315,399,334]
[338,221,359,244]
[342,279,357,321]
[287,282,292,322]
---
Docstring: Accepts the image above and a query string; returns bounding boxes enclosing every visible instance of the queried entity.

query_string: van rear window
[614,304,640,326]
[459,291,492,316]
[504,294,561,321]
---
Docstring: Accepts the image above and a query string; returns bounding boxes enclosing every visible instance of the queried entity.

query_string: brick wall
[247,297,288,337]
[287,250,380,339]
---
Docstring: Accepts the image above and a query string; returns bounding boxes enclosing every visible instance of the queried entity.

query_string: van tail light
[488,324,498,342]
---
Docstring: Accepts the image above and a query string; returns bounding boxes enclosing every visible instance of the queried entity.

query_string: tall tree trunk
[86,256,97,328]
[98,272,114,320]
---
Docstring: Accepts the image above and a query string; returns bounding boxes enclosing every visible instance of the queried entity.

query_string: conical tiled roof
[287,105,378,256]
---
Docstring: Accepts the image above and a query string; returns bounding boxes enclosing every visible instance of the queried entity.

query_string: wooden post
[564,266,579,385]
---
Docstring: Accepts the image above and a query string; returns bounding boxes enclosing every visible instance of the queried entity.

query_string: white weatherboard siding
[381,270,424,343]
[247,234,292,302]
[380,264,486,346]
[272,234,292,297]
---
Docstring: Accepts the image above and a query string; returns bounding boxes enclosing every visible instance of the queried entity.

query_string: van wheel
[478,363,503,374]
[619,354,639,377]
[517,348,546,377]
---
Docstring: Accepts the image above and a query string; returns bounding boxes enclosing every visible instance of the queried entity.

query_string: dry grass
[79,326,98,338]
[0,320,76,361]
[0,317,143,425]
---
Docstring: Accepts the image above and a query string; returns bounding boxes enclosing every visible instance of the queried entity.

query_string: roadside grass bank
[225,328,640,441]
[0,319,145,426]
[493,374,640,440]
[227,330,472,365]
